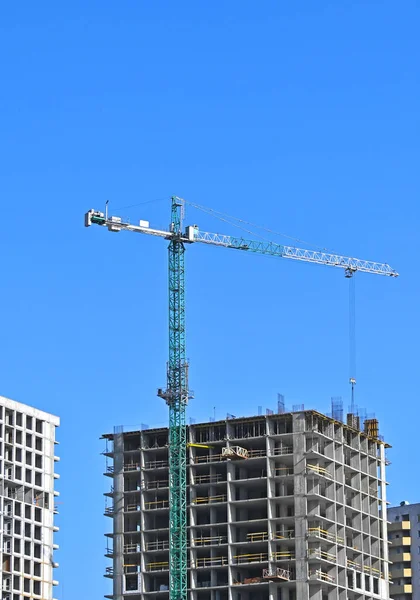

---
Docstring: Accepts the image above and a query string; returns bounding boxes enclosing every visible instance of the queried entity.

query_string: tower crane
[85,196,398,600]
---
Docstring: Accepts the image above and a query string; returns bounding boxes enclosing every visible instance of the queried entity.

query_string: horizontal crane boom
[85,208,399,277]
[192,230,398,277]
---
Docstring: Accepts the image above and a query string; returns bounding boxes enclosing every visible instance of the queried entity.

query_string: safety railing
[143,479,168,490]
[308,548,336,562]
[124,543,142,553]
[363,564,380,575]
[275,467,294,476]
[124,463,140,472]
[193,473,223,484]
[272,551,295,561]
[309,569,335,583]
[193,535,227,546]
[246,531,268,542]
[194,556,229,568]
[273,530,295,540]
[306,464,332,479]
[125,503,140,512]
[247,449,266,458]
[145,540,170,551]
[272,446,293,456]
[146,561,169,572]
[194,454,224,464]
[346,558,362,571]
[192,494,227,505]
[144,499,169,510]
[144,460,168,469]
[307,527,344,544]
[123,564,141,574]
[234,553,268,564]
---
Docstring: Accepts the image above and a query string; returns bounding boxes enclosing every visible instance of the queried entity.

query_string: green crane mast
[85,197,398,600]
[158,197,189,600]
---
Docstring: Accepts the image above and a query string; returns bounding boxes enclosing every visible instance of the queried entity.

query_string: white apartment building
[0,395,60,600]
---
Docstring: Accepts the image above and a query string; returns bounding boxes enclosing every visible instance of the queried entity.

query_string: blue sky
[0,1,418,597]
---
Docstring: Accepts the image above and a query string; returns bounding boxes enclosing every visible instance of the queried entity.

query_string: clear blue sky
[0,1,418,597]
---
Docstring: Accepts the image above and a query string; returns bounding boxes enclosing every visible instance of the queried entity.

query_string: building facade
[103,410,390,600]
[0,395,60,600]
[388,501,420,600]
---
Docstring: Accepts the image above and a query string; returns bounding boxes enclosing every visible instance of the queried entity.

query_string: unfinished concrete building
[103,410,390,600]
[0,395,60,600]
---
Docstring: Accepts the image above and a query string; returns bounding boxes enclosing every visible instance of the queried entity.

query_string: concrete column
[379,443,389,598]
[293,413,309,600]
[113,432,125,600]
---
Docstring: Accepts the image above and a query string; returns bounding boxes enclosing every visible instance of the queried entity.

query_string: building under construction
[103,409,390,600]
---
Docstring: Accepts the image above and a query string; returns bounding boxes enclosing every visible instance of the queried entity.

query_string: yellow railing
[194,556,228,567]
[246,531,268,542]
[194,474,223,484]
[193,535,227,546]
[272,551,295,560]
[309,569,334,583]
[123,564,140,574]
[192,495,226,504]
[145,540,169,551]
[234,553,268,564]
[347,558,362,571]
[308,549,335,562]
[147,561,169,572]
[144,499,169,510]
[274,530,295,539]
[307,464,332,478]
[307,527,344,544]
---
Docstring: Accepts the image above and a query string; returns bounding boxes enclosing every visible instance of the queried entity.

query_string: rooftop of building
[102,408,389,447]
[389,501,420,511]
[0,393,60,426]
